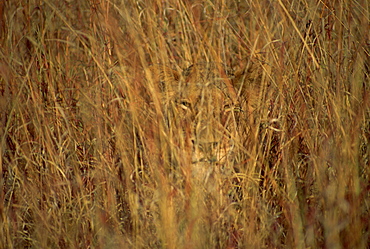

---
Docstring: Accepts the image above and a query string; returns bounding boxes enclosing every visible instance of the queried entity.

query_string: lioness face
[152,63,240,182]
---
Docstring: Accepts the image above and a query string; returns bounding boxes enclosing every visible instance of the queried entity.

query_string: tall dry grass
[0,0,369,248]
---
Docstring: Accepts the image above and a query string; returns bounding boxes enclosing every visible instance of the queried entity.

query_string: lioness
[149,62,244,186]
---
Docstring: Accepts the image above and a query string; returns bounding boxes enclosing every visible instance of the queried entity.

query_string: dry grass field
[0,0,369,248]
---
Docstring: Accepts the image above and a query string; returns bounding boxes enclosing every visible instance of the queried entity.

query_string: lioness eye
[224,103,243,112]
[179,100,191,109]
[233,104,243,112]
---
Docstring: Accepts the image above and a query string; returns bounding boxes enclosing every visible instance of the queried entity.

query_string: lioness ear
[149,65,180,83]
[231,59,248,94]
[232,59,264,94]
[151,65,180,90]
[182,64,194,77]
[162,66,180,82]
[233,68,245,85]
[182,64,198,84]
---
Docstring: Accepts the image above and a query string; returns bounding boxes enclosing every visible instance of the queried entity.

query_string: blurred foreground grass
[0,0,369,248]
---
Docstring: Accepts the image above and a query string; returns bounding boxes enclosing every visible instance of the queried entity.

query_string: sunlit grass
[0,0,369,248]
